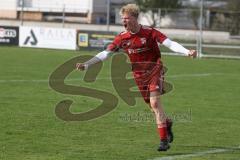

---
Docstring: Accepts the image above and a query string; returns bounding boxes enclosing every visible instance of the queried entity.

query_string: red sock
[157,123,167,140]
[166,118,172,126]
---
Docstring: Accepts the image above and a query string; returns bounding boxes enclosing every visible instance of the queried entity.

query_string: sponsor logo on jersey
[140,38,146,45]
[128,47,150,54]
[121,40,131,49]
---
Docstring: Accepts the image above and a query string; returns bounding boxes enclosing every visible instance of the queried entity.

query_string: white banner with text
[19,26,76,50]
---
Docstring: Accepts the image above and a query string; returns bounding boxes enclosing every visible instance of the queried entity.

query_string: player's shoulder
[119,30,128,35]
[116,31,130,39]
[140,25,156,35]
[142,25,162,33]
[142,26,166,36]
[141,25,154,31]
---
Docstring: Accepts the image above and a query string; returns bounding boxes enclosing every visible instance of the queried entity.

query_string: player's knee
[150,99,158,109]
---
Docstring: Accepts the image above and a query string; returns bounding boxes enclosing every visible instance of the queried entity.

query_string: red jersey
[107,25,167,73]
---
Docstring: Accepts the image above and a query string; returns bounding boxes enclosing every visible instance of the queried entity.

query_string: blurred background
[0,0,240,58]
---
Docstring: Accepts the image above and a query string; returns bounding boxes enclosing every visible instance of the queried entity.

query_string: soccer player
[76,4,197,151]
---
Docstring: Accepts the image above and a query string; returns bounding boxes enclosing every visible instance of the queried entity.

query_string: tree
[135,0,181,11]
[227,0,240,35]
[135,0,182,26]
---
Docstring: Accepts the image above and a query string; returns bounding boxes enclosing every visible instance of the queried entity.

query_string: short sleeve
[107,35,122,52]
[152,28,167,44]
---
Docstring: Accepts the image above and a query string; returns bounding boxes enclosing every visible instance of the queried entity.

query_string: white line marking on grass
[0,73,226,83]
[150,146,240,160]
[0,79,48,83]
[167,73,223,78]
[0,79,80,83]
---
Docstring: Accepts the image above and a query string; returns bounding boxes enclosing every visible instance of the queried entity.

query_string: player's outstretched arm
[76,50,111,71]
[162,38,197,58]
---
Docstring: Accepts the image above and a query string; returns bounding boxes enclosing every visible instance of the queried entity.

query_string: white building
[0,0,18,19]
[0,0,133,23]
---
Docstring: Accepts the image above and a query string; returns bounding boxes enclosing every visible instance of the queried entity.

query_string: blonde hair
[119,4,140,18]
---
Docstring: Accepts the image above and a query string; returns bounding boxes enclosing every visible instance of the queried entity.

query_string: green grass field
[0,46,240,160]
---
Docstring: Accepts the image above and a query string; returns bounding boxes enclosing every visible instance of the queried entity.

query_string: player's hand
[76,63,86,71]
[188,50,197,58]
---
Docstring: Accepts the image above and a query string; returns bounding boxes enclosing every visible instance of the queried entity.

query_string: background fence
[0,0,240,59]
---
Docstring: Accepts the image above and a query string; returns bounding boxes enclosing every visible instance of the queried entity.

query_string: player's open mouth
[124,24,127,29]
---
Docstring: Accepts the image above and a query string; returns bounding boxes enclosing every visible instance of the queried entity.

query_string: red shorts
[133,64,165,103]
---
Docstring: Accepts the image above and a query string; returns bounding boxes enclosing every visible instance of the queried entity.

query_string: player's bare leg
[150,91,173,151]
[150,91,167,123]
